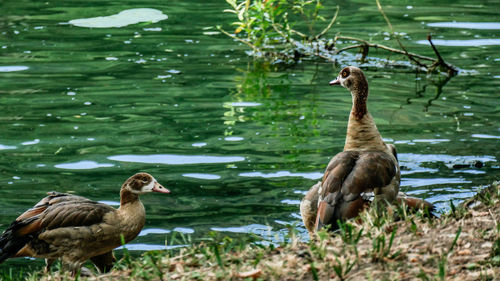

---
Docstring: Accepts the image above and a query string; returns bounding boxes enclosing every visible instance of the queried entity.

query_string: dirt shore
[39,183,499,281]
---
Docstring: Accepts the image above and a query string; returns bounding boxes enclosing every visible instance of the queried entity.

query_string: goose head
[123,172,170,195]
[329,66,368,96]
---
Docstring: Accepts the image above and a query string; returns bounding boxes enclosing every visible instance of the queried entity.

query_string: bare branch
[290,29,308,39]
[314,5,339,40]
[217,26,259,52]
[427,34,458,75]
[375,0,427,68]
[336,44,365,53]
[334,36,435,62]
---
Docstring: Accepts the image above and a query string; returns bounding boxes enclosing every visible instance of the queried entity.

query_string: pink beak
[329,77,341,86]
[152,181,170,194]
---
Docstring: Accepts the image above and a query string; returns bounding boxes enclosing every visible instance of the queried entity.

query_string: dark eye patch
[341,68,350,78]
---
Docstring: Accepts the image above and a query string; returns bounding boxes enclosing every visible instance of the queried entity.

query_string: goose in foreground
[300,66,433,236]
[0,172,169,274]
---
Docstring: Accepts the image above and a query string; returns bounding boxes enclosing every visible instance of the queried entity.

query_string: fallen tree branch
[334,36,436,62]
[219,0,458,76]
[427,35,458,75]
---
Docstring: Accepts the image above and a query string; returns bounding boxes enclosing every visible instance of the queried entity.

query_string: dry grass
[34,183,499,281]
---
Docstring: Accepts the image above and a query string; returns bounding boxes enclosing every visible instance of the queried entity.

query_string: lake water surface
[0,0,499,273]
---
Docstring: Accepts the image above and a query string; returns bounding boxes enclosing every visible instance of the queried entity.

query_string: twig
[427,35,458,75]
[290,28,308,39]
[334,36,436,62]
[427,35,444,63]
[314,5,339,40]
[217,26,259,52]
[271,23,290,43]
[336,44,365,53]
[375,0,427,68]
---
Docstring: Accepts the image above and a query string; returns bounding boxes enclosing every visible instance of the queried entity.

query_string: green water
[0,0,499,273]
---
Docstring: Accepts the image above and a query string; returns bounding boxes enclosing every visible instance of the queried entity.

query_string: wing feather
[0,192,115,262]
[316,151,398,231]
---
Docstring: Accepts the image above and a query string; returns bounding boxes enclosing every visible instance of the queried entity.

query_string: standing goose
[0,172,169,274]
[300,66,432,235]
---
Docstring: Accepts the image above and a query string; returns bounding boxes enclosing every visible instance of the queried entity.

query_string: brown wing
[16,192,91,221]
[0,192,114,262]
[316,151,397,231]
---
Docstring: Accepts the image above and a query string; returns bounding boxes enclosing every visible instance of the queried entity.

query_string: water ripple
[69,8,168,28]
[428,22,500,30]
[471,134,500,139]
[416,39,500,46]
[117,243,183,251]
[401,177,471,188]
[0,66,29,72]
[139,228,171,236]
[55,160,114,170]
[183,173,221,180]
[0,144,16,150]
[239,171,323,180]
[108,154,245,165]
[212,224,273,235]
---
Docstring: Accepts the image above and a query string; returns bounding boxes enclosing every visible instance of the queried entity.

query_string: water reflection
[401,177,472,188]
[240,171,323,180]
[417,39,500,46]
[428,22,500,29]
[69,8,168,28]
[471,134,500,139]
[0,144,16,150]
[0,66,29,72]
[224,136,244,141]
[183,173,221,180]
[228,102,262,107]
[108,154,245,165]
[117,244,182,251]
[139,228,171,236]
[55,160,114,170]
[212,224,273,236]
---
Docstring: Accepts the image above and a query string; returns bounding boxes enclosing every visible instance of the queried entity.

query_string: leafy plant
[332,255,357,281]
[337,220,363,251]
[221,0,337,56]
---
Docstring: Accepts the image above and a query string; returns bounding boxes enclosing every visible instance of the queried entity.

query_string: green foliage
[119,234,132,267]
[221,0,337,60]
[338,221,363,246]
[310,261,319,281]
[224,0,326,45]
[332,255,356,281]
[370,226,400,262]
[492,234,500,266]
[0,267,25,281]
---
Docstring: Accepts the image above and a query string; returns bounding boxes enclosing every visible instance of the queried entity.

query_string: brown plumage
[300,66,433,236]
[0,172,169,274]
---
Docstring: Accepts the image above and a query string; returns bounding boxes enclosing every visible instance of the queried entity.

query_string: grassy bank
[19,183,500,280]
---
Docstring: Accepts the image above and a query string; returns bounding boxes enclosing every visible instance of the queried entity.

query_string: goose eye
[341,70,348,78]
[141,177,148,183]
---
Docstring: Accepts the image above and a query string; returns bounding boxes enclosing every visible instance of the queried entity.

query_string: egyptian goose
[300,66,433,235]
[0,172,169,274]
